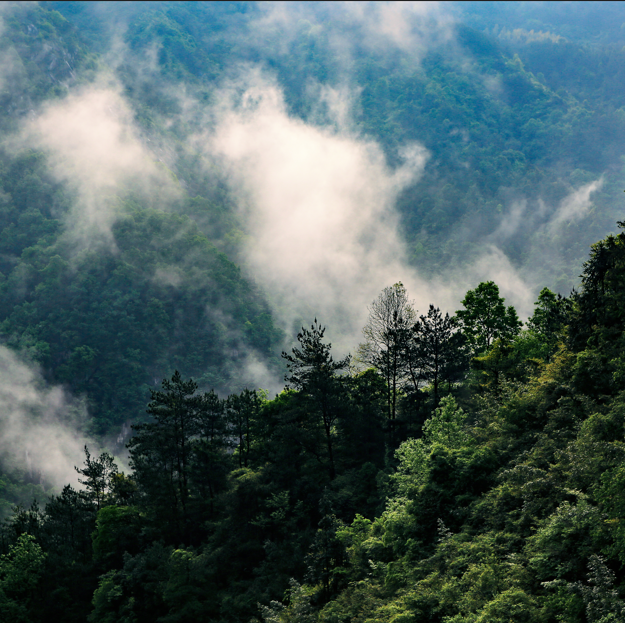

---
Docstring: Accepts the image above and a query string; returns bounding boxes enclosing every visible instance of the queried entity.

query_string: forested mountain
[2,2,625,621]
[5,225,625,622]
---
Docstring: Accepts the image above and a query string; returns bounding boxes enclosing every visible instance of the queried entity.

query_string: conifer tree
[412,305,467,406]
[128,371,201,544]
[283,320,350,480]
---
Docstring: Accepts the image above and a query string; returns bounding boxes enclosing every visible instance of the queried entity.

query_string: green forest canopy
[1,2,625,621]
[3,222,625,622]
[0,0,623,441]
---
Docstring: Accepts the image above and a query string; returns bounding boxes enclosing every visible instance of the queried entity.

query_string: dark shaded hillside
[0,3,284,437]
[0,204,280,433]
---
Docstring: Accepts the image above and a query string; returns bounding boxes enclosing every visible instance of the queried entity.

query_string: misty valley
[2,1,625,622]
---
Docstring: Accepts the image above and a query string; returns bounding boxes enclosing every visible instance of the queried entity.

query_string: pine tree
[283,321,350,480]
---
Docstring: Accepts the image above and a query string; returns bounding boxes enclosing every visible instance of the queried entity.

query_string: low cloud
[456,244,536,319]
[0,345,100,490]
[341,0,453,53]
[204,70,433,353]
[253,1,453,62]
[0,45,24,97]
[547,178,603,233]
[200,67,554,345]
[240,352,284,398]
[11,85,180,249]
[478,178,605,303]
[491,199,527,242]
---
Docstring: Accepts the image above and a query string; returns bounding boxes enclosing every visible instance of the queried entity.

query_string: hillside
[2,2,625,621]
[3,219,625,622]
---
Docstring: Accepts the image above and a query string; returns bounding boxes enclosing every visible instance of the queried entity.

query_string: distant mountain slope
[0,3,283,438]
[49,1,625,287]
[1,0,625,438]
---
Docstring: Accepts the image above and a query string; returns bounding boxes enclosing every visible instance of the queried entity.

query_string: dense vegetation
[2,2,625,621]
[0,0,622,437]
[0,2,284,432]
[4,223,625,622]
[41,0,625,283]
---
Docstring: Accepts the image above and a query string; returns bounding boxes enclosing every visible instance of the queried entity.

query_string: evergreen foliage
[2,221,625,622]
[2,3,625,622]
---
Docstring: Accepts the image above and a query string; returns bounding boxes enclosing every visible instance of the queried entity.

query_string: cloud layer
[206,72,436,351]
[0,345,97,490]
[15,85,179,248]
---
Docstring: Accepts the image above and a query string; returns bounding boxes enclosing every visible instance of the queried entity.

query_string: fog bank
[0,345,98,489]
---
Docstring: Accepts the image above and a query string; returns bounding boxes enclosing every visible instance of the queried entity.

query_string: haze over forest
[3,2,625,622]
